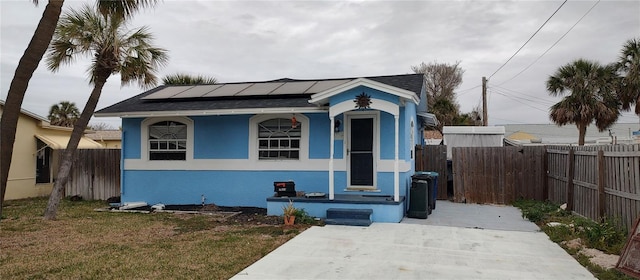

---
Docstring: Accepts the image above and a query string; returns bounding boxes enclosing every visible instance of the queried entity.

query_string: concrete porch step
[325,218,372,227]
[326,208,373,219]
[325,208,373,227]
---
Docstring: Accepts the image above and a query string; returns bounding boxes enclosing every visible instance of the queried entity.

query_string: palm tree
[163,73,218,85]
[617,38,640,116]
[0,0,157,221]
[43,5,168,220]
[546,59,620,146]
[48,101,80,127]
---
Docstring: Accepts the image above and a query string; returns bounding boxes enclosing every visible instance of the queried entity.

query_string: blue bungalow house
[95,73,435,223]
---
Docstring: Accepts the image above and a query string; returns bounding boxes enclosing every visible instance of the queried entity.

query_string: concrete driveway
[232,201,594,279]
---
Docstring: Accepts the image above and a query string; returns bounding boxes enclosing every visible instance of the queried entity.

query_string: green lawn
[1,198,307,279]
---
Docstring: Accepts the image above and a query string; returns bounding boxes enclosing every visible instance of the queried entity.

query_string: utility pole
[482,76,488,126]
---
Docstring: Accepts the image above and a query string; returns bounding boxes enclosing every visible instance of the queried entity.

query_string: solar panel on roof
[305,79,351,93]
[202,83,253,97]
[171,84,223,98]
[270,81,317,95]
[141,86,193,99]
[235,82,284,96]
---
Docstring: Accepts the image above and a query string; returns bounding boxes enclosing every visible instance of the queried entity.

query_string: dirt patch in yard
[114,204,284,225]
[562,238,620,270]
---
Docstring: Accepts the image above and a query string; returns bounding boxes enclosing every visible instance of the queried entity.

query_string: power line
[497,0,600,86]
[488,0,568,80]
[489,84,558,106]
[457,85,482,96]
[490,88,550,113]
[491,87,555,107]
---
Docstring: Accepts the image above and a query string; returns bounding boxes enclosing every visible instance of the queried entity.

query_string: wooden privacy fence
[547,145,640,230]
[417,143,639,231]
[415,145,448,199]
[451,146,547,204]
[63,149,121,200]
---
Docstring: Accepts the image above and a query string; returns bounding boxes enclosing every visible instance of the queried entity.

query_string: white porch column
[394,115,399,202]
[329,116,335,200]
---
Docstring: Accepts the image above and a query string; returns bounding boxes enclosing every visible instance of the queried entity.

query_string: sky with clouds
[1,0,639,129]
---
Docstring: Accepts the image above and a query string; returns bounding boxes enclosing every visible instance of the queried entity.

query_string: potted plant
[282,200,296,225]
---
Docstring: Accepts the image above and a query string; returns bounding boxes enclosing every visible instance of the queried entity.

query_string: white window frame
[141,117,194,162]
[249,114,309,162]
[257,118,302,160]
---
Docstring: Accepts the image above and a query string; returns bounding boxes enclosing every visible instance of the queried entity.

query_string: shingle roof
[95,73,424,116]
[85,130,122,141]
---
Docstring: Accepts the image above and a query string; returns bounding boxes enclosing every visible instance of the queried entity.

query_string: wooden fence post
[598,150,605,220]
[566,148,575,212]
[543,148,549,201]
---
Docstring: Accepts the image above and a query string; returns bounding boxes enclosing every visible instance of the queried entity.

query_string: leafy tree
[0,0,157,221]
[455,106,483,126]
[43,4,168,220]
[546,59,620,146]
[162,73,218,85]
[48,101,79,127]
[617,38,640,116]
[412,61,467,132]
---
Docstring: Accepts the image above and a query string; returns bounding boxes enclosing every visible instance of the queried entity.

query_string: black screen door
[350,118,374,186]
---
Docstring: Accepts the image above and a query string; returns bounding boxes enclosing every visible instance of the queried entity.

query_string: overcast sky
[1,0,639,129]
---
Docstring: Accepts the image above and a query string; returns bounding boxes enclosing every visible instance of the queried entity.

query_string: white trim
[329,98,398,118]
[95,107,328,118]
[141,117,194,162]
[394,115,399,202]
[249,114,309,162]
[376,160,411,171]
[123,158,411,171]
[309,78,420,105]
[329,116,335,200]
[346,112,378,190]
[410,118,415,159]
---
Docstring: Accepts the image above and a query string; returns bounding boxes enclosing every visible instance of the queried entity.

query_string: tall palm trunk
[1,0,64,220]
[577,123,587,146]
[43,70,110,220]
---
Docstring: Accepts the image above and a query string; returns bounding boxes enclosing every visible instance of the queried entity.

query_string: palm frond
[96,0,159,19]
[47,4,168,88]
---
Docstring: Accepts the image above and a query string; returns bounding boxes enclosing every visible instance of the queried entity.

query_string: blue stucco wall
[308,114,331,159]
[267,199,406,223]
[123,170,329,207]
[192,115,249,159]
[122,118,142,159]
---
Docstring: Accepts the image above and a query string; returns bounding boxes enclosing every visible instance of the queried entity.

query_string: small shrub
[293,208,316,224]
[574,217,627,255]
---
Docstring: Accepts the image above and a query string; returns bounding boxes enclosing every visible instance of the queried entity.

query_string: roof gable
[309,77,420,105]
